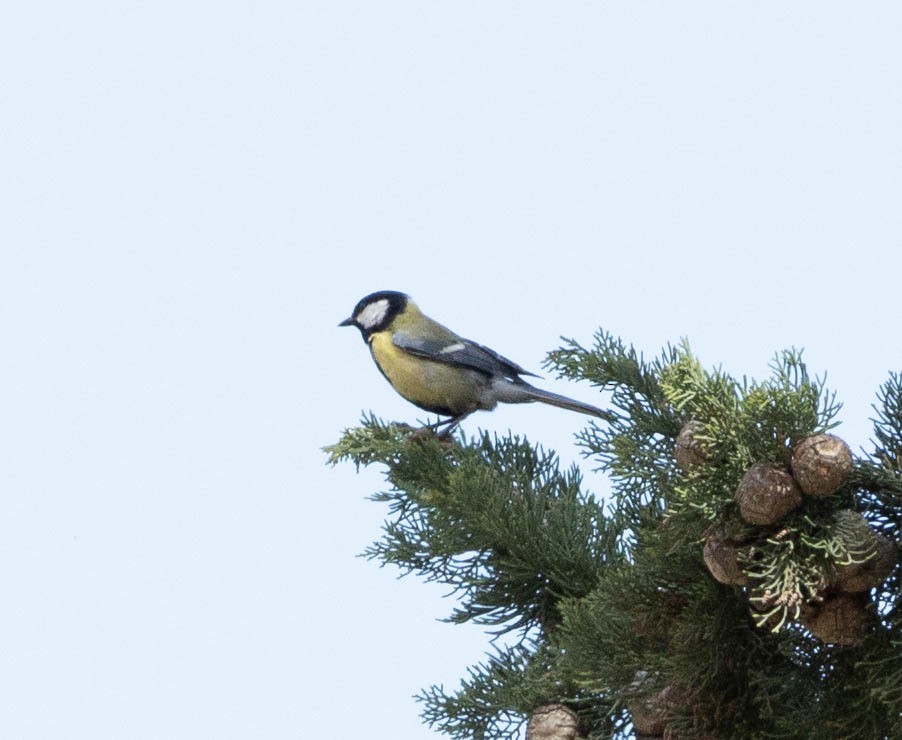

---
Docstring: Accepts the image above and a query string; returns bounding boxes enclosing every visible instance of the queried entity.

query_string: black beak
[338,317,355,327]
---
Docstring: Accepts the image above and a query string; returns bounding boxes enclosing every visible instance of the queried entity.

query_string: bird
[339,290,609,433]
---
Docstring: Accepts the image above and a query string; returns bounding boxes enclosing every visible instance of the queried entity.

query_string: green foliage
[416,644,542,739]
[547,332,682,529]
[417,643,614,740]
[327,418,620,635]
[327,334,901,739]
[871,372,902,472]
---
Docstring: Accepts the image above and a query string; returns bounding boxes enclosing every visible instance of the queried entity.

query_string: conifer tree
[327,331,901,739]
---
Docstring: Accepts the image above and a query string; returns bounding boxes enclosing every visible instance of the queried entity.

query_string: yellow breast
[368,331,486,416]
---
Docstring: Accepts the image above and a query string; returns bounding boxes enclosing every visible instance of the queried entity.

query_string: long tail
[497,379,612,421]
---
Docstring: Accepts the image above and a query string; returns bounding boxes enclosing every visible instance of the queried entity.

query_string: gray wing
[393,332,538,379]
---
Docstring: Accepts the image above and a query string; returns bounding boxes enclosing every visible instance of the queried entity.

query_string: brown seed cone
[527,704,581,740]
[800,593,868,646]
[674,421,708,471]
[628,685,675,737]
[833,536,898,592]
[703,536,749,585]
[734,463,802,525]
[829,511,899,593]
[791,433,853,497]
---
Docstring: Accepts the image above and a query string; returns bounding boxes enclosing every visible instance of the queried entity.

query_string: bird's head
[339,290,410,338]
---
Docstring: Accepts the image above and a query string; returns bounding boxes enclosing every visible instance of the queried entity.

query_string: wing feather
[392,332,537,379]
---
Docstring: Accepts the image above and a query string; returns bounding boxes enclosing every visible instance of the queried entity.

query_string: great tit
[340,290,608,432]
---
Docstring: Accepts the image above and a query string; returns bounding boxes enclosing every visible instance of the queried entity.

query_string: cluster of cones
[678,429,897,647]
[525,431,899,740]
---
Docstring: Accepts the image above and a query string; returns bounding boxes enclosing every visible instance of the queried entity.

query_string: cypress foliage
[326,333,900,739]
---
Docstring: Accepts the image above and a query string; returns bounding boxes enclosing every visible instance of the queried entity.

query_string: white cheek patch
[440,342,466,354]
[356,298,390,329]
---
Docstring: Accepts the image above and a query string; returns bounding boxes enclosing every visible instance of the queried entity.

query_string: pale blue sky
[2,3,900,738]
